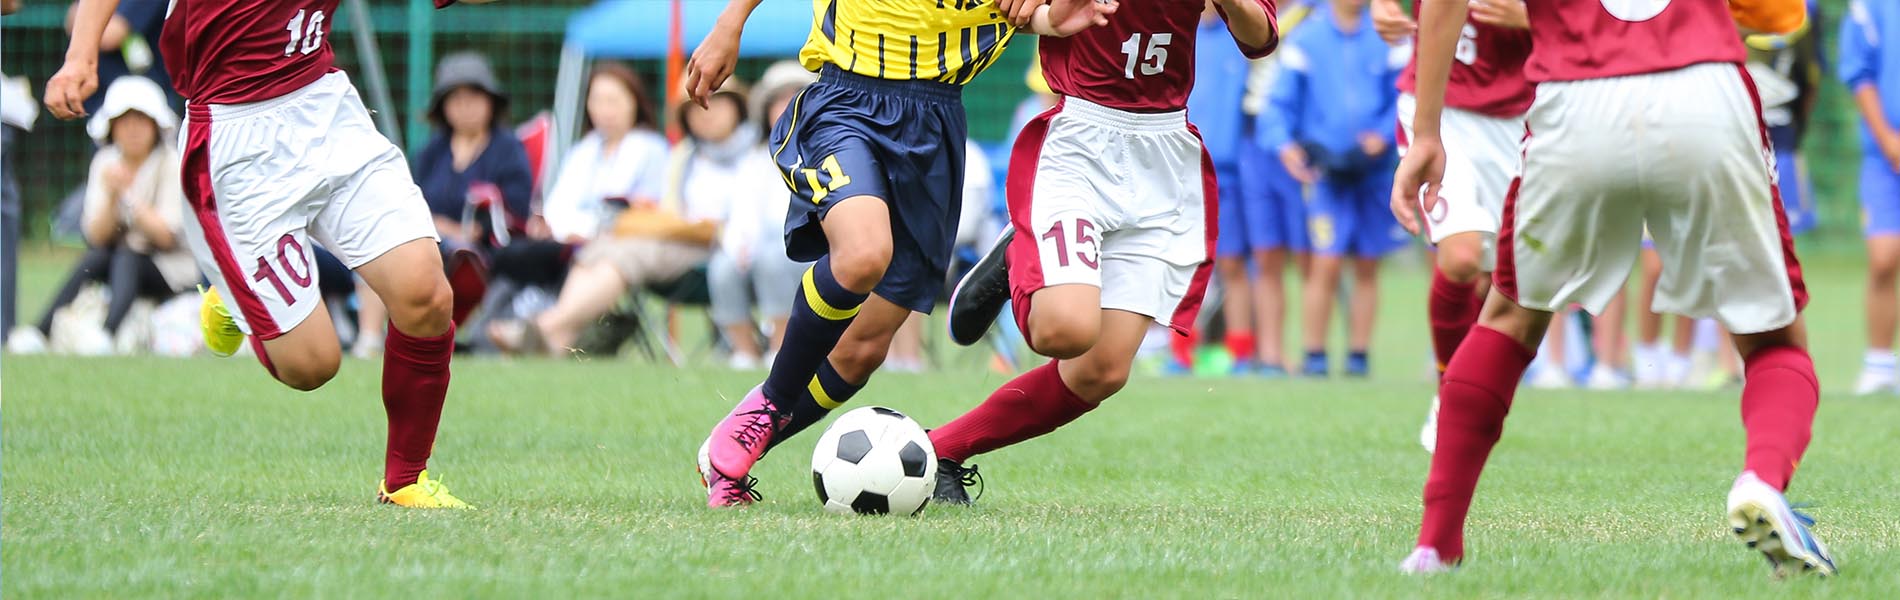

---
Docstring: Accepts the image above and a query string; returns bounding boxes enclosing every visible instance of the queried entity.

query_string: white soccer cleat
[1398,546,1456,574]
[1418,395,1439,454]
[5,327,46,354]
[1726,471,1837,578]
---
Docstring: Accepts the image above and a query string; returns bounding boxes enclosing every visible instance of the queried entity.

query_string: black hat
[429,51,508,128]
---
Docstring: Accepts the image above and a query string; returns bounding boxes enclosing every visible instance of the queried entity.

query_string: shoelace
[952,463,985,501]
[730,408,778,450]
[721,475,763,504]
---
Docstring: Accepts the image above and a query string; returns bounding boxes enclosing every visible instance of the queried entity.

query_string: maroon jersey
[1523,0,1744,82]
[1396,5,1533,117]
[1040,0,1277,112]
[161,0,455,104]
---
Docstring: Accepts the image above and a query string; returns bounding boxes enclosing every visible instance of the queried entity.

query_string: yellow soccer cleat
[199,285,245,357]
[378,470,473,509]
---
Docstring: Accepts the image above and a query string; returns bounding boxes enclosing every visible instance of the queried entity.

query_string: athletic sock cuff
[803,257,869,320]
[1745,344,1816,384]
[810,360,865,410]
[386,321,455,370]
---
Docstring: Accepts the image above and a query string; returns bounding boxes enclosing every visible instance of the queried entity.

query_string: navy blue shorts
[770,65,967,313]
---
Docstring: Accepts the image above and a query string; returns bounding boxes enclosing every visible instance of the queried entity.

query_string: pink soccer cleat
[705,469,762,508]
[705,385,783,480]
[1398,546,1457,574]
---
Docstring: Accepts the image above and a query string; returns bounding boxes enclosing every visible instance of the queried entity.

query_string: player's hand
[1469,0,1529,30]
[684,26,742,108]
[45,59,99,120]
[1371,0,1417,44]
[1878,129,1900,174]
[1279,143,1319,185]
[1044,0,1117,37]
[1358,132,1389,158]
[997,0,1047,27]
[1391,135,1446,236]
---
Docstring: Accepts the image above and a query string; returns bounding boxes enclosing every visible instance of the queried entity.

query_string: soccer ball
[810,406,937,515]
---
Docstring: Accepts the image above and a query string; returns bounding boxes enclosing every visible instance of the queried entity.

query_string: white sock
[1864,350,1897,373]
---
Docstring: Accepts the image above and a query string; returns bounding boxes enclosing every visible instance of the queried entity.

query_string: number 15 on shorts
[1039,217,1101,283]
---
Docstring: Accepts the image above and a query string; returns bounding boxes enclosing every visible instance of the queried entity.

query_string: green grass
[5,248,1900,597]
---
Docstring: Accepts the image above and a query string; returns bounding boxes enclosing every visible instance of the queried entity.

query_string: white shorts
[1501,63,1805,334]
[1397,93,1525,270]
[180,71,436,339]
[1004,98,1215,337]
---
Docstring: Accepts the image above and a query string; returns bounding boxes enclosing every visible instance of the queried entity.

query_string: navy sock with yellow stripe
[761,257,868,412]
[767,360,865,449]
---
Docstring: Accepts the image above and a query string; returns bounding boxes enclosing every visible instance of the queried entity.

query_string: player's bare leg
[703,195,893,505]
[1725,317,1834,576]
[1216,256,1256,373]
[353,238,466,508]
[1858,235,1900,393]
[1345,256,1380,377]
[1586,288,1630,390]
[930,292,1150,505]
[255,300,346,391]
[1251,247,1296,374]
[1634,249,1668,387]
[1405,289,1550,571]
[1301,254,1344,376]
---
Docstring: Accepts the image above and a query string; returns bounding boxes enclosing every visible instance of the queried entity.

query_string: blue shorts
[1217,141,1309,257]
[771,66,966,313]
[1776,149,1814,235]
[1862,154,1900,238]
[1308,170,1408,257]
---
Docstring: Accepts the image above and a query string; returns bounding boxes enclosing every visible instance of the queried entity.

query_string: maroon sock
[1419,325,1532,562]
[930,361,1097,463]
[1169,329,1198,367]
[1740,345,1818,491]
[1428,267,1482,375]
[382,322,454,489]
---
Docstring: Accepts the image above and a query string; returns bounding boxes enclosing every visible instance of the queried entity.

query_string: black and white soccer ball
[810,406,937,515]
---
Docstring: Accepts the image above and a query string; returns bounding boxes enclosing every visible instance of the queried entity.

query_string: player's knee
[387,276,454,335]
[827,243,891,292]
[274,351,341,392]
[1435,245,1485,283]
[1870,256,1900,286]
[1216,257,1249,282]
[1029,317,1099,360]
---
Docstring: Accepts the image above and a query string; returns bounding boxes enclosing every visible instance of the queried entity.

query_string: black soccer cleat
[932,458,983,506]
[947,228,1014,346]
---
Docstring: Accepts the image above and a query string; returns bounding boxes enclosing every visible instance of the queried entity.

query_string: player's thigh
[354,238,452,327]
[1645,66,1803,335]
[1004,125,1117,342]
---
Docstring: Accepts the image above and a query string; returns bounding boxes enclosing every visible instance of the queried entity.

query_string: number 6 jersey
[160,0,457,104]
[1037,0,1279,112]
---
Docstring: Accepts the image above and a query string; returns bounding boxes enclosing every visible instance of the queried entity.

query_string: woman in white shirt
[490,78,741,356]
[13,76,195,349]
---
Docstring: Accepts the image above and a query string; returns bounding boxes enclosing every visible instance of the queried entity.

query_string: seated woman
[708,61,815,368]
[354,52,535,356]
[11,76,197,353]
[489,80,748,356]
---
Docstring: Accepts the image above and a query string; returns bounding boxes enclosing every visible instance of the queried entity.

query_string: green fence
[0,0,1866,250]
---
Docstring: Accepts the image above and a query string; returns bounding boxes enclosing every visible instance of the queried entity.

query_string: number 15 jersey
[161,0,456,104]
[1038,0,1279,112]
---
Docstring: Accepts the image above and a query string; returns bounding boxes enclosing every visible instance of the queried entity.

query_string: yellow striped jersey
[800,0,1016,85]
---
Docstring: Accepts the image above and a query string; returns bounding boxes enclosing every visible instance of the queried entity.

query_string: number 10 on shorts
[252,233,315,306]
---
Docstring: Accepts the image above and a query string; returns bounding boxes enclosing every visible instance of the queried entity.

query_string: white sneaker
[1527,365,1571,389]
[1662,353,1692,389]
[1632,344,1665,388]
[1853,367,1896,395]
[1398,546,1456,574]
[5,327,46,354]
[1585,364,1630,391]
[727,353,761,370]
[1419,395,1439,454]
[1727,471,1837,577]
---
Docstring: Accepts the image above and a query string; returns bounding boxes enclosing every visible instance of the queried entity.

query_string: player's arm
[685,0,763,107]
[1028,0,1116,38]
[1389,0,1467,236]
[45,0,122,119]
[1214,0,1279,58]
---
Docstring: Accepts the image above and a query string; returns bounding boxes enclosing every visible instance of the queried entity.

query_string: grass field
[5,247,1900,597]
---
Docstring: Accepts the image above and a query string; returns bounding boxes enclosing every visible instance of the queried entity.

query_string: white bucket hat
[87,75,177,145]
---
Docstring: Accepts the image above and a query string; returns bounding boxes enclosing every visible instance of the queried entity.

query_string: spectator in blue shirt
[1261,0,1407,378]
[1840,0,1900,392]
